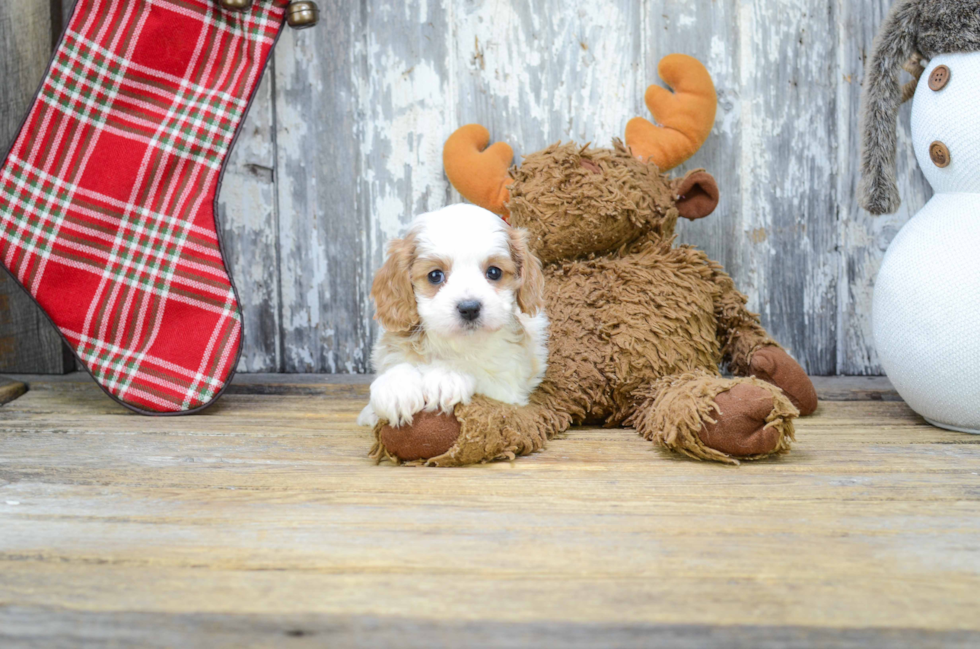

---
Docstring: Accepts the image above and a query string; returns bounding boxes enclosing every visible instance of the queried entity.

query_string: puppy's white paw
[357,403,379,427]
[370,364,424,427]
[422,367,476,415]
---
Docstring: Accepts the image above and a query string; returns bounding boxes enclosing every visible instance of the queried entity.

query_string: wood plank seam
[0,378,27,405]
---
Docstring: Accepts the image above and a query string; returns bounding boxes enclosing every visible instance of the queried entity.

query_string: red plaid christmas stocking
[0,0,289,414]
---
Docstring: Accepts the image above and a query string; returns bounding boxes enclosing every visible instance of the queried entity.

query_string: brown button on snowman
[859,0,980,433]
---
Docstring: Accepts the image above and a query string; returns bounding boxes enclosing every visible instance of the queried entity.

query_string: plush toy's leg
[709,262,818,415]
[371,394,572,467]
[0,1,290,413]
[746,346,818,415]
[627,370,798,465]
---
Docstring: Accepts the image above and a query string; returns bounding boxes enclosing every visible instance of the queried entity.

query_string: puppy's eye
[427,269,445,285]
[486,266,502,281]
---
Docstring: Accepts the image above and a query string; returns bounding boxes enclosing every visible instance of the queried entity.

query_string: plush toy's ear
[507,227,545,316]
[371,232,419,333]
[443,124,514,219]
[673,169,719,221]
[858,0,921,215]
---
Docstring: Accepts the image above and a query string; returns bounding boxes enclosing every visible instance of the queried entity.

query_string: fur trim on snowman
[858,0,980,214]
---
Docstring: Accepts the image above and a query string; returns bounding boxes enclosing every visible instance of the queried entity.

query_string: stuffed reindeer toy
[372,55,818,466]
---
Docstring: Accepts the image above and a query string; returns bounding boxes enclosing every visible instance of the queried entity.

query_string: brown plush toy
[372,54,818,466]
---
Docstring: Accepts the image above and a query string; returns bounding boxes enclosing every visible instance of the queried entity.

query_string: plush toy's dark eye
[427,269,445,285]
[486,266,502,281]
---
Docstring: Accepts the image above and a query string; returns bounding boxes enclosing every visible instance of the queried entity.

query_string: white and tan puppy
[358,204,548,428]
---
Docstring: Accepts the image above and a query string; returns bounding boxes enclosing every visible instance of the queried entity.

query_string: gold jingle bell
[219,0,252,11]
[287,1,319,29]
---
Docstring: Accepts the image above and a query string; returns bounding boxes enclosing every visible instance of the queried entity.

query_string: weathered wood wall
[0,0,930,375]
[0,0,74,373]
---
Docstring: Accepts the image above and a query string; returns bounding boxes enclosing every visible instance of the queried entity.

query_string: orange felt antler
[625,54,717,171]
[443,124,514,218]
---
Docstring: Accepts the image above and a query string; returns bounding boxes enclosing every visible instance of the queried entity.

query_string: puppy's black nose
[457,300,482,322]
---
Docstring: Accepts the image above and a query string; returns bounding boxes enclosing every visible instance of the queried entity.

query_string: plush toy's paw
[631,372,796,464]
[749,346,818,416]
[698,383,785,457]
[377,411,462,462]
[372,396,561,467]
[422,367,475,414]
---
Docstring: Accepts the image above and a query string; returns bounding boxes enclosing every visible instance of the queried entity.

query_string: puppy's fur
[358,204,548,427]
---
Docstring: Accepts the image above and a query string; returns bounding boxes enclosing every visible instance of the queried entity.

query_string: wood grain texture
[0,377,27,404]
[3,610,978,649]
[647,0,743,351]
[4,371,897,401]
[217,73,282,372]
[274,2,373,372]
[1,377,979,646]
[810,375,899,401]
[59,0,76,26]
[452,0,642,161]
[0,0,74,374]
[734,0,838,375]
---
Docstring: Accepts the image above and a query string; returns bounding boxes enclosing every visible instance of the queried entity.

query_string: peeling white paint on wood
[735,0,839,374]
[0,0,934,375]
[274,1,373,373]
[453,0,643,160]
[0,0,73,374]
[651,0,743,353]
[217,74,281,372]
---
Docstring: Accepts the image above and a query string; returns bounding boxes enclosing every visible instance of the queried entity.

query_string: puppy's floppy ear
[507,227,545,316]
[372,232,419,332]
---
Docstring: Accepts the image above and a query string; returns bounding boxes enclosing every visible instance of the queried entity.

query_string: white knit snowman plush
[859,0,980,432]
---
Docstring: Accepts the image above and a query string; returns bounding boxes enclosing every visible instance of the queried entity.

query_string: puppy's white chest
[423,312,548,406]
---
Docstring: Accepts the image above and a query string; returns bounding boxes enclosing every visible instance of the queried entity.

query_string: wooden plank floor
[1,374,978,648]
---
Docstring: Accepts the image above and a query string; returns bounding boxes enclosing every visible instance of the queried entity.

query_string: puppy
[358,204,548,428]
